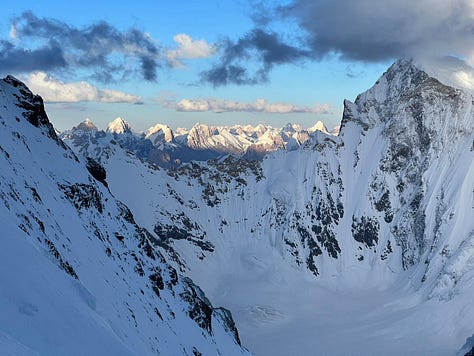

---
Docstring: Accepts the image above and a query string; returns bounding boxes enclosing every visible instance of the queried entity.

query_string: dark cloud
[5,11,160,81]
[140,56,158,81]
[204,0,474,86]
[284,0,474,62]
[0,39,67,72]
[202,28,310,86]
[202,64,262,86]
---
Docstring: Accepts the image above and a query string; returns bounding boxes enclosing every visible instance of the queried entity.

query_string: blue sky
[3,0,470,132]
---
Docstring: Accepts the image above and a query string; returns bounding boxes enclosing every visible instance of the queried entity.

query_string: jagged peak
[0,75,61,143]
[106,117,132,135]
[146,122,171,132]
[145,123,172,135]
[190,122,210,130]
[282,122,299,133]
[340,58,466,132]
[145,123,174,142]
[355,58,430,103]
[73,118,97,132]
[2,75,29,89]
[358,58,464,105]
[307,120,328,134]
[189,122,217,136]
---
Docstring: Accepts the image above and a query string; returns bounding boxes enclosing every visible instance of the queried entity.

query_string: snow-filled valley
[1,59,474,355]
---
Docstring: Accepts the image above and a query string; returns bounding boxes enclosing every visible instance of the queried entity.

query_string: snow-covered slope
[0,76,249,355]
[67,59,474,355]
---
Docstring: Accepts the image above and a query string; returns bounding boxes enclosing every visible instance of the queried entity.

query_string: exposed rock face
[187,123,216,149]
[85,157,108,187]
[2,75,63,144]
[0,76,249,355]
[145,123,175,144]
[76,118,97,132]
[458,334,474,356]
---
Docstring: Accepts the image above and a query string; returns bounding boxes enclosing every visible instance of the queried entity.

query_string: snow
[69,59,474,355]
[0,76,249,356]
[307,120,329,134]
[3,58,473,355]
[144,123,174,144]
[106,117,133,134]
[97,138,473,355]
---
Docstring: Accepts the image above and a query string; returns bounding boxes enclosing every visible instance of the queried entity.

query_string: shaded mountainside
[0,76,249,355]
[65,60,474,355]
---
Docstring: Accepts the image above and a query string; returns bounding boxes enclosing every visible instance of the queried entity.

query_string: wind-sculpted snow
[0,76,249,355]
[66,59,474,355]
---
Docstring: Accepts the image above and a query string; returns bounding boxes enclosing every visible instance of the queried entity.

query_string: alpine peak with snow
[106,117,133,135]
[1,58,474,356]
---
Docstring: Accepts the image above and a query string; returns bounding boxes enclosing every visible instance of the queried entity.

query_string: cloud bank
[162,97,331,114]
[2,12,220,83]
[287,0,474,62]
[3,11,160,81]
[25,72,143,104]
[203,0,474,86]
[202,28,310,86]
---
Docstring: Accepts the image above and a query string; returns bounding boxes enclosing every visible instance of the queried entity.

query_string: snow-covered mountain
[0,76,249,355]
[106,117,133,135]
[61,118,332,167]
[61,59,474,355]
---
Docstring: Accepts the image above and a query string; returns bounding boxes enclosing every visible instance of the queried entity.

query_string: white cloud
[417,56,474,92]
[453,70,474,90]
[9,24,18,39]
[166,34,216,67]
[165,97,331,114]
[24,72,143,104]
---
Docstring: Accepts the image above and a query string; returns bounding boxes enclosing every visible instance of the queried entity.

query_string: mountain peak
[3,75,29,89]
[339,57,464,132]
[361,58,429,101]
[1,75,59,142]
[74,118,97,132]
[145,123,174,143]
[337,59,474,180]
[308,120,328,134]
[106,117,132,135]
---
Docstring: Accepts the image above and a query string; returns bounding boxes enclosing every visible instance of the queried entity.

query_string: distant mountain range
[61,117,339,167]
